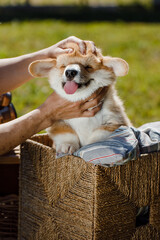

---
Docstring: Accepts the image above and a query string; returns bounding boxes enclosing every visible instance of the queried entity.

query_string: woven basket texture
[19,134,160,240]
[0,194,18,239]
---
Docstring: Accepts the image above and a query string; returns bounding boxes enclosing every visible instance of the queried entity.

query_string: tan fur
[62,42,102,58]
[98,124,123,132]
[48,121,76,135]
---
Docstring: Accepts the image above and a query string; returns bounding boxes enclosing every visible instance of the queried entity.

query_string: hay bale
[19,134,160,240]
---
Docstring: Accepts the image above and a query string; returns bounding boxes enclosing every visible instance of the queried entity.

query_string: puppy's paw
[50,132,80,155]
[56,142,79,155]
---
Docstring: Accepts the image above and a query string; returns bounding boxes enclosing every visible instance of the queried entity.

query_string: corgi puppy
[29,42,131,154]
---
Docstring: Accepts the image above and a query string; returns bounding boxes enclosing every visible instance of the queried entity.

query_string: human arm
[0,36,96,95]
[0,88,106,155]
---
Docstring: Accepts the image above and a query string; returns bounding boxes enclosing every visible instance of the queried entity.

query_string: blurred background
[0,0,154,6]
[0,0,160,127]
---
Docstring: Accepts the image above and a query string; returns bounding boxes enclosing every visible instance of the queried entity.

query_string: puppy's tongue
[64,81,78,94]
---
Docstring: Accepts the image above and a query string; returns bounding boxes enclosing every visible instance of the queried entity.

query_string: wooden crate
[19,134,160,240]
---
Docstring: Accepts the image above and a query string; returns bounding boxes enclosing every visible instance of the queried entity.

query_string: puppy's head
[29,42,129,101]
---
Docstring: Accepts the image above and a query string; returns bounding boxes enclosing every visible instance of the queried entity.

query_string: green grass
[0,20,160,127]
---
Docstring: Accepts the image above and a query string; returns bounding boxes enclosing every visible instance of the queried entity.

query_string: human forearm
[0,50,48,95]
[0,36,92,95]
[0,107,50,155]
[0,88,106,155]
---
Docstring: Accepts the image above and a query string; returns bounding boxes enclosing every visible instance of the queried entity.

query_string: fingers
[81,103,103,118]
[48,36,97,59]
[79,87,107,116]
[46,87,106,121]
[94,87,107,103]
[58,36,86,55]
[81,97,101,112]
[58,48,73,54]
[85,40,97,55]
[58,36,97,55]
[86,87,103,101]
[83,87,107,108]
[51,47,73,58]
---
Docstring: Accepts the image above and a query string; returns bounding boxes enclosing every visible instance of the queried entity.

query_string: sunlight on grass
[0,20,160,127]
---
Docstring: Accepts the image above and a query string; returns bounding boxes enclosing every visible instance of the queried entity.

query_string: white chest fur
[64,91,131,146]
[65,101,115,146]
[65,114,101,146]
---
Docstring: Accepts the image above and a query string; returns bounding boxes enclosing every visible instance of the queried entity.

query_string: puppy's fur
[29,42,131,154]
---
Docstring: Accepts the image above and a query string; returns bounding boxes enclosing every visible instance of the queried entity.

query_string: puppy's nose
[65,69,78,79]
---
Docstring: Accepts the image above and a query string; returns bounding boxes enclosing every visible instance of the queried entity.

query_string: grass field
[0,20,160,127]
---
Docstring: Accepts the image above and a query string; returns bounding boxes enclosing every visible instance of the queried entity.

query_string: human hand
[42,36,97,58]
[39,87,107,128]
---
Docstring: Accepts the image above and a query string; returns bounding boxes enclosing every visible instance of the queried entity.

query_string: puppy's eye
[85,65,93,71]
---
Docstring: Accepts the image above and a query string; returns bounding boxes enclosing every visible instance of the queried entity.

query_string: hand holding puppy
[42,36,97,58]
[0,36,102,155]
[39,87,106,126]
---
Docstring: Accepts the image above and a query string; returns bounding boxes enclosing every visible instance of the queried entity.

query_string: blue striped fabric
[57,122,160,167]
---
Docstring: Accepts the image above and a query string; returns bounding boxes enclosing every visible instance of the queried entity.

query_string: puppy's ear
[29,58,56,77]
[103,57,129,77]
